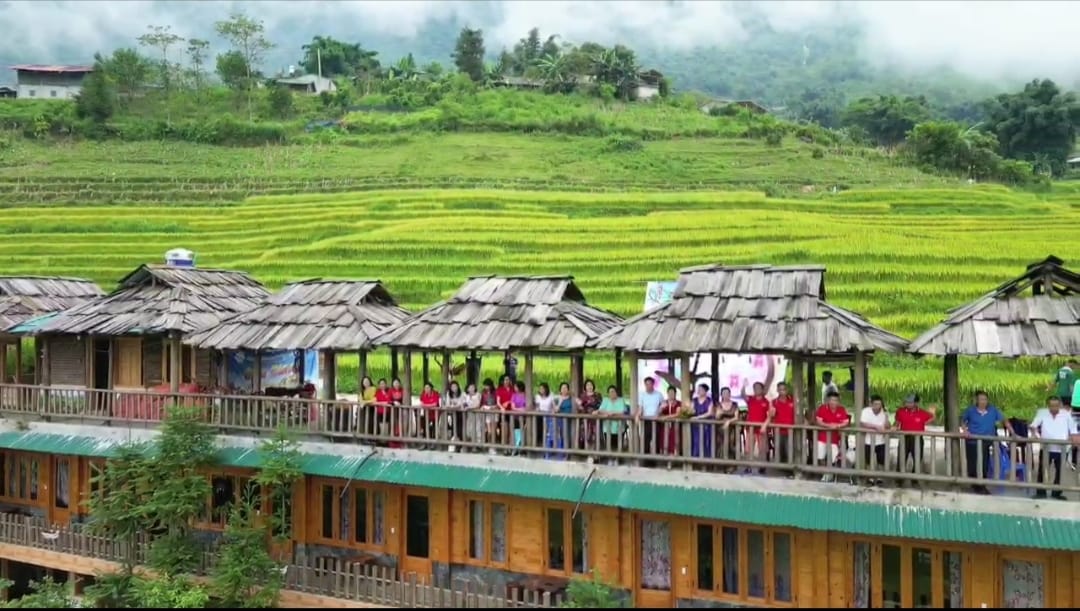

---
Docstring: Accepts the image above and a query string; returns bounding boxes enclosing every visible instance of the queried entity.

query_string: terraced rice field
[1,182,1077,414]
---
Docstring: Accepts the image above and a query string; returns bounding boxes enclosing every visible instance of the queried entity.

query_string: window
[545,506,589,575]
[467,499,508,564]
[1002,559,1043,608]
[852,539,966,608]
[28,90,36,97]
[163,344,195,384]
[315,480,385,547]
[50,90,57,98]
[695,522,793,605]
[0,452,41,505]
[54,459,70,509]
[198,472,261,529]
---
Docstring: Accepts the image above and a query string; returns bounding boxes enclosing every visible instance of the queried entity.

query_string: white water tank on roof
[165,248,195,268]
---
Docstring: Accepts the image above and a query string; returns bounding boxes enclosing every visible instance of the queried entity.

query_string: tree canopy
[983,78,1080,175]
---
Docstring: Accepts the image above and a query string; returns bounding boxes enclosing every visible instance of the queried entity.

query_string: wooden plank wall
[48,336,85,387]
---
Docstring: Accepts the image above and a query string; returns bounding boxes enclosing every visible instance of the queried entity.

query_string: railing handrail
[1,383,1077,496]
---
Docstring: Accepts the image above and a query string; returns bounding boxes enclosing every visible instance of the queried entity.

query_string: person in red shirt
[814,391,850,482]
[370,378,393,445]
[892,393,936,485]
[495,375,514,411]
[388,377,406,448]
[744,382,770,470]
[770,382,797,466]
[419,382,442,446]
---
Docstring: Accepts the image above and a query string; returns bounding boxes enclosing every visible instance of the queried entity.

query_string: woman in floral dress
[577,379,601,451]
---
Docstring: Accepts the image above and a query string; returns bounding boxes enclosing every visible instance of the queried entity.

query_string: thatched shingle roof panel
[184,279,410,351]
[372,275,622,351]
[31,265,268,337]
[593,264,907,355]
[908,256,1080,357]
[0,276,104,330]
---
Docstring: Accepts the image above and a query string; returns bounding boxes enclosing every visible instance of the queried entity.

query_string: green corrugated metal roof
[3,432,1077,551]
[6,312,59,334]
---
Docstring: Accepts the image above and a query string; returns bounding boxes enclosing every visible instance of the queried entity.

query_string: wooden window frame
[463,496,510,569]
[310,477,389,552]
[0,451,43,506]
[846,536,970,609]
[195,469,264,532]
[161,342,196,386]
[542,503,590,577]
[691,521,795,606]
[81,458,106,513]
[997,550,1053,609]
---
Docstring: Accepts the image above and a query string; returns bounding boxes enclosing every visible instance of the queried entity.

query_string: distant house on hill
[0,86,15,99]
[272,74,337,95]
[635,69,665,100]
[491,76,544,90]
[10,64,93,100]
[700,98,770,116]
[1068,155,1080,169]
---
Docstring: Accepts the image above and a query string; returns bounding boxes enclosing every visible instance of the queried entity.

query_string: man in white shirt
[1031,396,1079,500]
[636,376,665,457]
[821,371,839,402]
[858,395,889,486]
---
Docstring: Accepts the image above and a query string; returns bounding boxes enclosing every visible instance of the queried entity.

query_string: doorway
[50,457,72,526]
[401,493,431,580]
[635,516,674,608]
[92,340,110,390]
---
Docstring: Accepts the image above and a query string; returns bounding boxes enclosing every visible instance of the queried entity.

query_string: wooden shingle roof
[593,264,908,356]
[184,279,410,351]
[908,256,1080,357]
[372,275,623,351]
[30,264,268,337]
[0,276,104,330]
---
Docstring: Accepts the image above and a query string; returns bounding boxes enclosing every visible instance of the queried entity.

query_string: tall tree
[983,79,1080,176]
[99,48,151,106]
[299,35,378,77]
[214,13,274,120]
[137,25,184,93]
[452,28,485,83]
[841,95,931,146]
[74,60,116,124]
[186,38,210,95]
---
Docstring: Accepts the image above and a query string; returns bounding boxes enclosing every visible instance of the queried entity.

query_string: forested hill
[0,7,1018,112]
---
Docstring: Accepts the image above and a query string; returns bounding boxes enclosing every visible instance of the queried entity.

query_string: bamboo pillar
[12,340,21,385]
[614,348,624,395]
[358,350,369,383]
[441,350,452,390]
[853,351,867,410]
[524,352,535,409]
[320,350,336,400]
[402,350,413,405]
[679,354,692,406]
[168,334,182,392]
[253,351,262,394]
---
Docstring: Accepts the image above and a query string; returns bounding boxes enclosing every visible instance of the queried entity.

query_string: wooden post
[468,349,478,387]
[169,334,182,392]
[253,351,262,394]
[524,352,535,409]
[402,350,413,405]
[790,355,805,423]
[709,351,720,400]
[944,353,961,476]
[569,353,582,396]
[358,350,369,383]
[33,340,41,385]
[0,341,6,383]
[806,361,818,412]
[320,350,336,400]
[853,351,867,410]
[12,340,21,385]
[296,350,306,386]
[390,347,400,382]
[614,348,624,395]
[422,352,431,386]
[679,354,692,406]
[627,351,640,413]
[218,350,229,389]
[441,350,452,390]
[41,337,51,386]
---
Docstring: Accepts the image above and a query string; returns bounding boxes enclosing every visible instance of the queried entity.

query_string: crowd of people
[344,360,1080,499]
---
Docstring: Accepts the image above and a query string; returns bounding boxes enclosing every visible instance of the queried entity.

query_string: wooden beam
[709,351,720,400]
[320,350,336,400]
[569,353,582,396]
[390,347,399,381]
[790,355,805,424]
[12,340,20,385]
[168,334,182,392]
[402,350,413,406]
[627,351,640,415]
[358,350,369,383]
[679,354,692,407]
[614,348,624,395]
[218,350,228,389]
[807,361,817,412]
[943,353,961,477]
[853,351,867,410]
[524,352,535,410]
[441,350,452,391]
[253,351,262,394]
[422,352,430,386]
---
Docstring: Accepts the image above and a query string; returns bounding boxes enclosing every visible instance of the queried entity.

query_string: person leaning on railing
[959,391,1014,496]
[814,391,851,483]
[858,395,889,486]
[1029,396,1079,501]
[892,394,936,487]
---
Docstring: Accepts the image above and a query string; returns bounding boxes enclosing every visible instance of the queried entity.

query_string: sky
[0,0,1077,84]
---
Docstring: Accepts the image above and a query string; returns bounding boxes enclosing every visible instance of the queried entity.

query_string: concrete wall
[15,72,85,100]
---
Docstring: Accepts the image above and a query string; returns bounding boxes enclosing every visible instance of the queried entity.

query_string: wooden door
[49,457,73,526]
[112,338,142,389]
[400,491,433,582]
[635,516,675,608]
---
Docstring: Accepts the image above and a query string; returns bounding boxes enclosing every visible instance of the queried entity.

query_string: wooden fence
[0,513,566,608]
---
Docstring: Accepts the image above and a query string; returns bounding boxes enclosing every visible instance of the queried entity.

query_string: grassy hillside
[1,177,1077,414]
[0,133,952,204]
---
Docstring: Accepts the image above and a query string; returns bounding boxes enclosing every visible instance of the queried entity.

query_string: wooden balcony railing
[0,512,566,607]
[1,383,1077,499]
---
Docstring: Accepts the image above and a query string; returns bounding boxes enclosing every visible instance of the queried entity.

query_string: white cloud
[0,0,1077,83]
